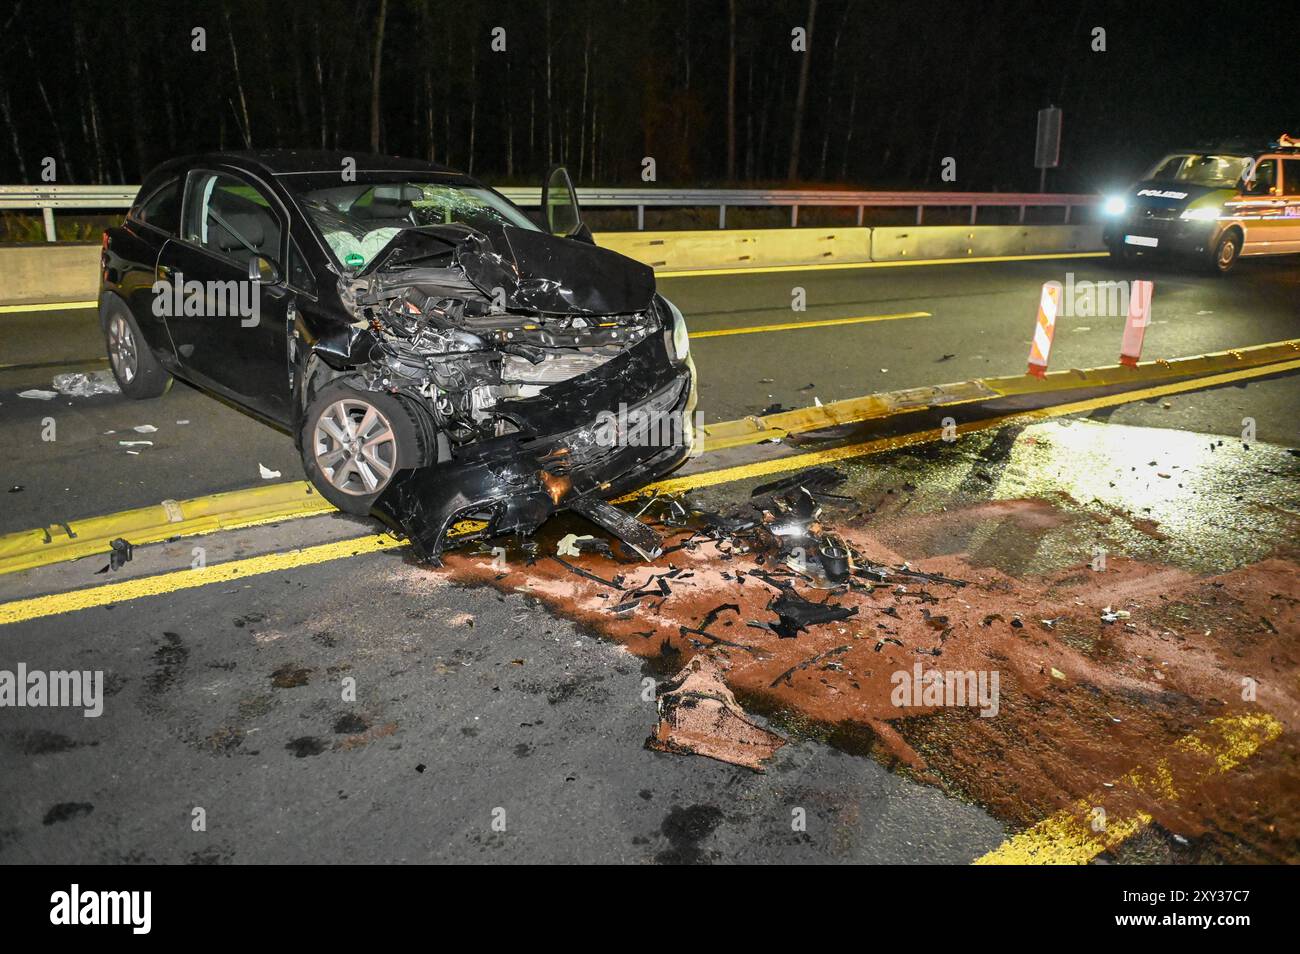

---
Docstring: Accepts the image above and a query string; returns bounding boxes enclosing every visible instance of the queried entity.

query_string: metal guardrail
[0,184,1099,241]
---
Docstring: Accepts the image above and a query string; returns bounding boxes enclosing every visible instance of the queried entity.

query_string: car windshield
[283,175,539,270]
[1145,153,1253,188]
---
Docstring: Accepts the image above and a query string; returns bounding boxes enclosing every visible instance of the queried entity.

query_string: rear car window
[136,179,181,234]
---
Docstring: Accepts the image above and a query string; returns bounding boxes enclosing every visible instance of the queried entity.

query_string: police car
[1102,136,1300,273]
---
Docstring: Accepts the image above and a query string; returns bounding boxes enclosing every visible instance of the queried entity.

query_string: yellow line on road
[0,482,335,576]
[691,311,930,338]
[974,712,1283,864]
[624,355,1300,498]
[702,338,1300,450]
[2,353,1296,625]
[0,534,404,626]
[656,251,1109,279]
[0,300,98,313]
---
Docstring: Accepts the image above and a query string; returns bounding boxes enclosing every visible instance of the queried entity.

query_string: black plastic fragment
[549,554,624,589]
[569,496,664,561]
[766,589,859,638]
[96,537,134,574]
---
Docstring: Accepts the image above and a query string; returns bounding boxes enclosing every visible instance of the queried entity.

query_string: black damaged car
[99,150,697,557]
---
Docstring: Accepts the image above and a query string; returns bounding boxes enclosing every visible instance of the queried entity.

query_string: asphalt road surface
[2,253,1297,865]
[2,255,1297,534]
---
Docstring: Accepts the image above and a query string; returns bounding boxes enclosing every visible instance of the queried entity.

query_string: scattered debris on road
[96,537,134,574]
[646,655,785,771]
[52,370,120,397]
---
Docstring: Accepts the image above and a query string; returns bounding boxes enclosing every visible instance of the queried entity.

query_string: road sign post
[1035,106,1062,193]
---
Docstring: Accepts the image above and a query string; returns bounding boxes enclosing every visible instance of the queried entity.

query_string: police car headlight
[1180,206,1220,221]
[1103,196,1127,216]
[659,295,690,364]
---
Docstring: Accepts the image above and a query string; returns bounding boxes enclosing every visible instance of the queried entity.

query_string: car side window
[136,179,181,234]
[1282,160,1300,197]
[182,171,283,270]
[1245,160,1277,196]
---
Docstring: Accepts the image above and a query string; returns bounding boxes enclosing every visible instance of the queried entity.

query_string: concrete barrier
[869,224,1104,262]
[0,225,1108,306]
[0,244,100,305]
[594,227,872,270]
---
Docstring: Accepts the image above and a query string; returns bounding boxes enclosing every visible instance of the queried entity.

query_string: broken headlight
[658,294,690,365]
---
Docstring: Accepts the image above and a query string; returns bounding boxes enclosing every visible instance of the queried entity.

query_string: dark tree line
[0,0,1294,191]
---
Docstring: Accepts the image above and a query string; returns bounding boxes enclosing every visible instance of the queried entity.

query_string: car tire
[102,297,173,399]
[300,379,431,514]
[1210,231,1240,274]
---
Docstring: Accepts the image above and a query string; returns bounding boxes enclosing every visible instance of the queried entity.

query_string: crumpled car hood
[356,221,656,315]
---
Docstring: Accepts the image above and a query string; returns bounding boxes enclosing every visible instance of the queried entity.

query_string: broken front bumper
[371,367,694,558]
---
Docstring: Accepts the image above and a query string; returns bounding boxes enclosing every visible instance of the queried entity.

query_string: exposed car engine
[343,267,663,445]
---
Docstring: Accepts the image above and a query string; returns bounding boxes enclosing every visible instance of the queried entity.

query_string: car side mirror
[541,165,583,238]
[249,254,282,285]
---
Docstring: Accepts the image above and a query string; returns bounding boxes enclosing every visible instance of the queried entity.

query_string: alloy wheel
[108,314,137,384]
[313,398,398,495]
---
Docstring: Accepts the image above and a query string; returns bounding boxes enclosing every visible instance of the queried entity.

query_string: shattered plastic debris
[258,464,282,479]
[764,587,858,638]
[18,389,58,400]
[646,655,785,771]
[569,496,664,561]
[52,370,120,397]
[96,538,134,574]
[556,533,594,557]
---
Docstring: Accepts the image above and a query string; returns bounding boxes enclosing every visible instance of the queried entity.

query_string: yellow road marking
[0,300,98,314]
[0,534,404,626]
[974,713,1283,865]
[0,348,1294,595]
[702,337,1300,450]
[0,482,336,576]
[691,311,930,338]
[656,251,1109,279]
[624,356,1300,498]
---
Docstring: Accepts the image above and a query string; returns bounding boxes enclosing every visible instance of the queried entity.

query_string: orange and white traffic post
[1119,279,1154,367]
[1026,281,1061,377]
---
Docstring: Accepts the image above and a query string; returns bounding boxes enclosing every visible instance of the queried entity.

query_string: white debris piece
[18,389,58,400]
[556,533,593,557]
[118,440,153,447]
[52,370,120,397]
[132,424,158,433]
[258,464,281,479]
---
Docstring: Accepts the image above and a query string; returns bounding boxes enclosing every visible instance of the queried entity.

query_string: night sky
[0,0,1295,192]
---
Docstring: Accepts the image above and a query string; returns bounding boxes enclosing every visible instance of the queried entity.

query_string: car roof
[158,149,465,179]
